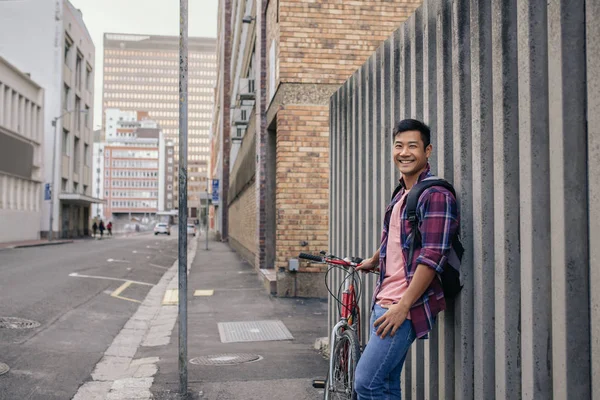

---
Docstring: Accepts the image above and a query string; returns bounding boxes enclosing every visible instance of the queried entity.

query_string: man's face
[392,130,432,177]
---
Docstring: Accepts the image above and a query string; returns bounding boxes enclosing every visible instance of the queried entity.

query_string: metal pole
[48,118,58,241]
[205,184,209,250]
[178,0,189,396]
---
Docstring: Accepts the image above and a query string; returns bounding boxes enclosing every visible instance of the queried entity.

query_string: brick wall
[275,105,329,269]
[229,180,257,266]
[259,0,423,296]
[278,0,423,85]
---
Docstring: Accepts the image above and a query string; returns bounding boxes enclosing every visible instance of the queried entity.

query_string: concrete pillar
[587,0,600,396]
[470,0,496,397]
[548,0,590,398]
[491,0,521,398]
[422,2,440,397]
[451,0,474,398]
[435,2,455,398]
[517,0,552,398]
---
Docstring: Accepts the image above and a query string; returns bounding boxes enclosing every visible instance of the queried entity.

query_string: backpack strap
[405,177,456,273]
[406,177,456,225]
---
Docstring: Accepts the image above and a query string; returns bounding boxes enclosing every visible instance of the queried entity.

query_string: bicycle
[299,252,376,400]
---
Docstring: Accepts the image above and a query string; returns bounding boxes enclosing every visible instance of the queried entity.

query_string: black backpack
[391,177,464,299]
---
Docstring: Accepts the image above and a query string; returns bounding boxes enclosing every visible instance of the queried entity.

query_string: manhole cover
[190,354,262,366]
[218,320,293,343]
[0,363,9,376]
[0,317,40,329]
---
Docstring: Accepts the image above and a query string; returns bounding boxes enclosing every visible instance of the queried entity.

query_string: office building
[93,109,173,226]
[102,34,216,218]
[0,56,44,242]
[0,0,100,238]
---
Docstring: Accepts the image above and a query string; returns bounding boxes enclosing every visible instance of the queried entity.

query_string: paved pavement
[72,234,329,400]
[0,231,181,400]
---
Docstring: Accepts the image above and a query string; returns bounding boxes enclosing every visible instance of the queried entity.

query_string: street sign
[44,183,51,200]
[211,179,219,205]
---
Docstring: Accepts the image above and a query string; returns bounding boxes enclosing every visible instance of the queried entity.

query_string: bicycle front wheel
[324,329,361,400]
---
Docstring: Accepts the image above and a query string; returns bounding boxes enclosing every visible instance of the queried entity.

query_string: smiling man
[354,119,460,399]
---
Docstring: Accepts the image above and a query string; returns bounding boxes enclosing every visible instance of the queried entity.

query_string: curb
[0,240,74,250]
[72,237,199,400]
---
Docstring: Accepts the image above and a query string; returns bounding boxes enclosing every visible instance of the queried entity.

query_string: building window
[75,51,83,89]
[74,96,81,130]
[64,36,72,65]
[63,84,70,110]
[62,179,68,192]
[86,64,93,91]
[62,129,69,155]
[73,137,80,170]
[84,105,89,128]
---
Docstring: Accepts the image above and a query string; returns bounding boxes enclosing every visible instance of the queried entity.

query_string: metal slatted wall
[328,0,599,398]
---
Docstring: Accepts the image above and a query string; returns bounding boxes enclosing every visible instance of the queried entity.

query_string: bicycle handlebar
[298,253,324,263]
[298,253,364,267]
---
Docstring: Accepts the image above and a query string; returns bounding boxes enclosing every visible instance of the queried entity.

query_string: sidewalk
[74,233,329,400]
[147,236,329,399]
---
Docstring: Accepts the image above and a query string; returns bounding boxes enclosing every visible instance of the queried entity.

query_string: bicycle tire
[324,329,361,400]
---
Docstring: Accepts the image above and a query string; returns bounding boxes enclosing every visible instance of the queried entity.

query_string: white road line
[148,263,168,270]
[68,272,153,286]
[107,258,130,263]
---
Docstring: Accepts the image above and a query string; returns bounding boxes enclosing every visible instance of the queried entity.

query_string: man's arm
[375,263,435,337]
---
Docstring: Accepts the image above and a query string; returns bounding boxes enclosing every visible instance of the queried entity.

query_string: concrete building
[0,56,44,243]
[92,109,172,226]
[102,34,217,219]
[213,0,423,296]
[0,0,100,238]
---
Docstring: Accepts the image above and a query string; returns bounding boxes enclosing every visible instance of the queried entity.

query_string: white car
[187,224,197,237]
[154,223,171,235]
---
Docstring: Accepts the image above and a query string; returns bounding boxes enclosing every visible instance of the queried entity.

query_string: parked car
[187,223,196,237]
[154,223,171,235]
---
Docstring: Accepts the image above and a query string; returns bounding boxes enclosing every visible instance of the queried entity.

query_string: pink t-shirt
[376,191,411,318]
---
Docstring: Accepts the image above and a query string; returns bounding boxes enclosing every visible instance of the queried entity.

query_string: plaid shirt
[373,163,460,339]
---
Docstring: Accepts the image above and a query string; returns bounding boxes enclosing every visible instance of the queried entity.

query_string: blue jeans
[354,304,416,400]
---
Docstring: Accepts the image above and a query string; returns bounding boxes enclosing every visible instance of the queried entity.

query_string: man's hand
[374,302,410,338]
[356,257,379,273]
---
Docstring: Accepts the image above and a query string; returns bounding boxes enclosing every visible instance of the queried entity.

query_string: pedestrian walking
[92,222,97,238]
[99,220,105,239]
[354,119,461,399]
[107,221,113,236]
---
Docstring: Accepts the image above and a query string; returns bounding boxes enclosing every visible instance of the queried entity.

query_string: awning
[59,193,105,206]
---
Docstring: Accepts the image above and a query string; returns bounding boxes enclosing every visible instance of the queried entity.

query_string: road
[0,232,179,400]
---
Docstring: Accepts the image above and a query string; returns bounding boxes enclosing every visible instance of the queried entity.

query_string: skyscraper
[102,33,216,217]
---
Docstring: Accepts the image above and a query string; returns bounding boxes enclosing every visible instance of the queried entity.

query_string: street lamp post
[48,109,88,241]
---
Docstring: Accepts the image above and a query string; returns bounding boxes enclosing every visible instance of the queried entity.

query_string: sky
[68,0,219,129]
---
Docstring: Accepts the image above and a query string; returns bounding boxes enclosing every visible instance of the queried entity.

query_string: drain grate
[190,354,262,366]
[0,363,9,376]
[218,320,293,343]
[0,317,40,329]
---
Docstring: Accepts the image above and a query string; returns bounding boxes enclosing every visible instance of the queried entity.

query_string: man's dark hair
[392,119,431,148]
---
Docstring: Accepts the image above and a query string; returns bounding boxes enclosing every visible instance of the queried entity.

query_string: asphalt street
[0,232,179,400]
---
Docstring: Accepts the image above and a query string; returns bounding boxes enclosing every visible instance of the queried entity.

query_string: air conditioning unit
[239,78,255,100]
[232,107,250,126]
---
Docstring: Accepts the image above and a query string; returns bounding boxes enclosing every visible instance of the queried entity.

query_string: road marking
[110,281,141,303]
[149,263,168,270]
[194,290,214,296]
[69,272,153,286]
[162,289,178,305]
[107,258,130,263]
